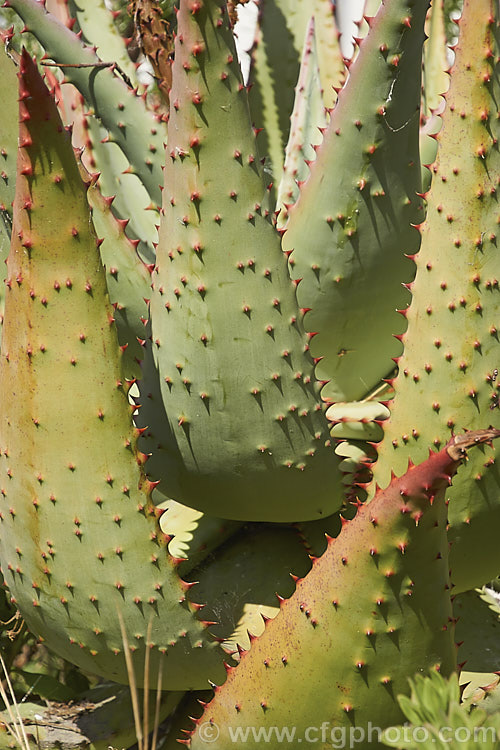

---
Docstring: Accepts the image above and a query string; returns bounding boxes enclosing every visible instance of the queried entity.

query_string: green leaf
[283,0,426,402]
[0,50,226,690]
[7,0,166,206]
[248,0,344,183]
[140,0,343,522]
[382,671,500,750]
[369,0,500,593]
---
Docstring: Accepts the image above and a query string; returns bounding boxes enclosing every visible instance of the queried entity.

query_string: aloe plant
[1,0,500,746]
[382,671,500,749]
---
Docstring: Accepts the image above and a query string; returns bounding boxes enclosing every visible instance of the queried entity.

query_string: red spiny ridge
[184,431,500,748]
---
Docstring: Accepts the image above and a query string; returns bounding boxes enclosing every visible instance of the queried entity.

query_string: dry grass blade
[0,653,31,750]
[0,680,25,749]
[151,652,164,750]
[143,619,153,750]
[117,608,143,750]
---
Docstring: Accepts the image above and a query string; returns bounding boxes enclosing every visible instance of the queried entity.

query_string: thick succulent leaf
[186,524,312,654]
[0,51,226,690]
[28,57,155,374]
[283,0,427,403]
[34,0,159,266]
[454,588,500,714]
[7,0,165,207]
[276,17,327,228]
[0,220,9,334]
[157,496,242,576]
[333,440,377,493]
[419,1,449,190]
[0,42,18,228]
[328,400,390,442]
[186,435,492,747]
[365,0,384,14]
[294,1,344,112]
[293,508,345,559]
[381,672,500,750]
[55,0,160,262]
[248,0,344,182]
[162,511,358,747]
[0,40,19,348]
[383,672,459,748]
[423,0,449,116]
[45,0,76,27]
[326,400,389,500]
[339,0,381,67]
[87,179,152,379]
[419,2,448,192]
[454,590,500,680]
[17,66,156,372]
[68,0,139,88]
[369,0,500,593]
[464,672,500,716]
[420,110,442,193]
[481,585,500,618]
[162,691,214,749]
[86,116,159,265]
[141,0,343,522]
[443,0,463,43]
